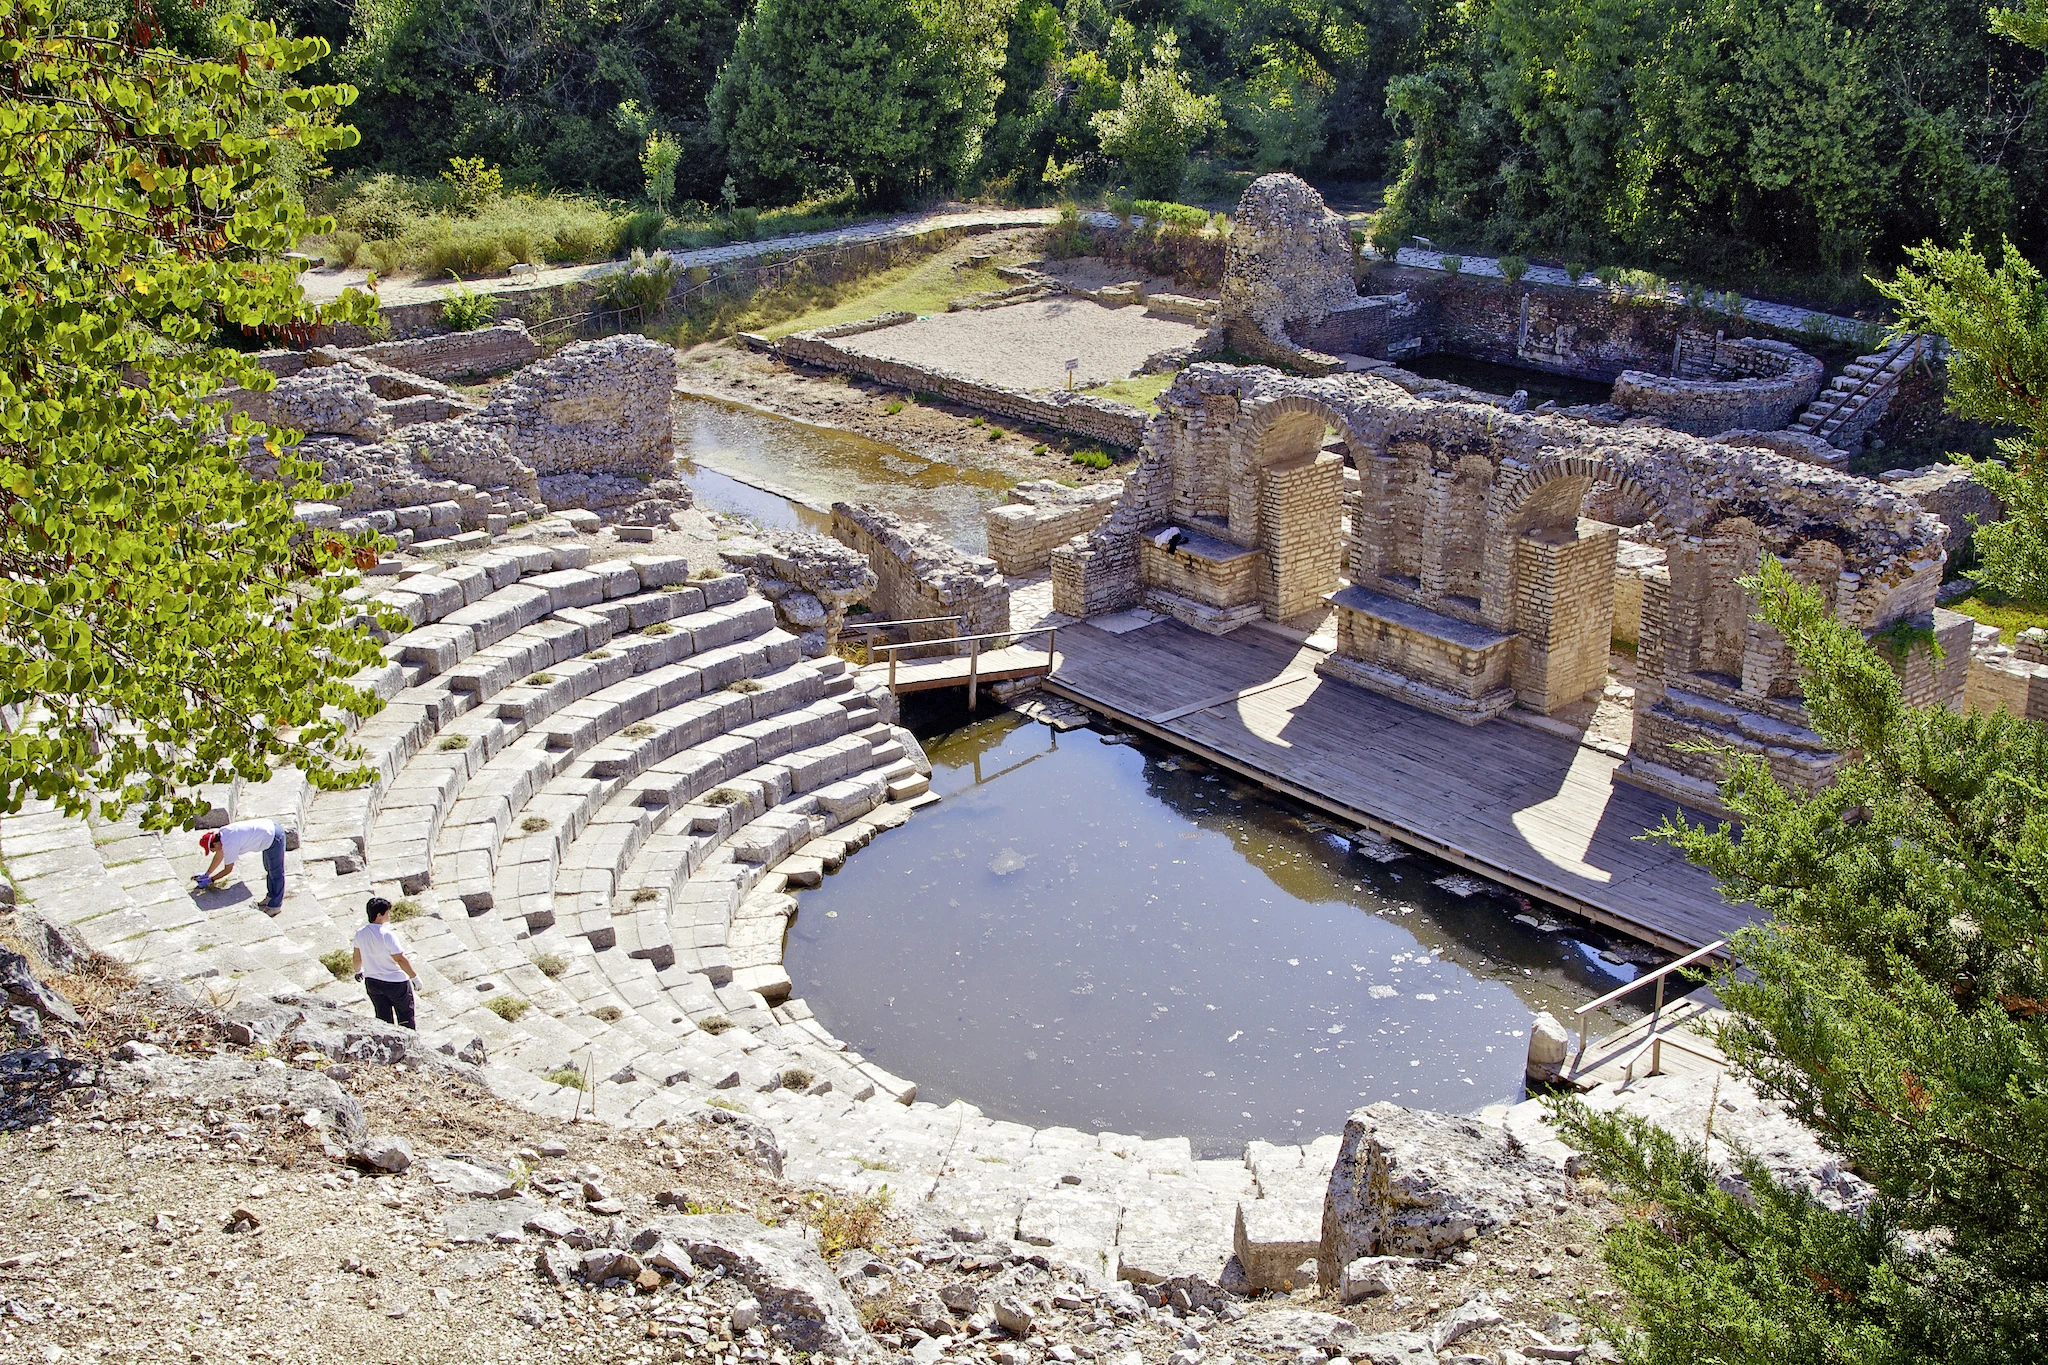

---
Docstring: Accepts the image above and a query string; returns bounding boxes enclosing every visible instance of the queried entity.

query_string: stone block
[529,569,603,612]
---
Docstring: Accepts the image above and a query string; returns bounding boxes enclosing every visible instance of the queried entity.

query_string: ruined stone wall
[1612,338,1823,436]
[718,530,877,657]
[1611,540,1668,646]
[1258,454,1345,619]
[1511,521,1620,712]
[775,326,1149,449]
[1882,463,2003,560]
[985,480,1125,575]
[830,502,1010,641]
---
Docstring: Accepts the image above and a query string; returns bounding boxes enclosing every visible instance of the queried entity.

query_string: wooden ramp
[862,643,1057,695]
[1046,617,1753,953]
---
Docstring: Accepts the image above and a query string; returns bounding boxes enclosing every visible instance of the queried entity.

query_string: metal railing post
[967,637,981,709]
[887,646,898,691]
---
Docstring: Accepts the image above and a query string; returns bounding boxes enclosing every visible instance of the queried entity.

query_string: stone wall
[1215,174,1364,370]
[1054,363,1953,798]
[775,325,1149,449]
[1611,540,1668,646]
[985,479,1124,575]
[257,324,540,382]
[1612,338,1823,435]
[718,530,877,657]
[830,503,1010,641]
[233,331,686,528]
[1882,463,2004,560]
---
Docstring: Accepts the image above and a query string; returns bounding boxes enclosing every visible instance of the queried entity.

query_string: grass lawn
[744,250,1015,340]
[1082,369,1178,409]
[1948,590,2048,642]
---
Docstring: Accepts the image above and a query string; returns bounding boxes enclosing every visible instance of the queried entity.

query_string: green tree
[642,134,682,212]
[1090,32,1223,199]
[0,1,390,827]
[1878,236,2048,602]
[1553,557,2048,1363]
[710,0,1006,205]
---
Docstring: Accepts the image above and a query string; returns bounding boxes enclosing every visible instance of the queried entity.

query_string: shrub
[535,952,569,978]
[722,207,760,242]
[1045,202,1093,259]
[323,231,363,269]
[485,996,531,1022]
[590,1005,623,1023]
[1439,254,1463,276]
[883,401,904,415]
[364,239,408,276]
[643,623,673,636]
[1498,254,1529,284]
[615,209,666,255]
[389,900,423,922]
[526,672,557,685]
[1564,261,1586,283]
[594,248,678,322]
[698,1014,734,1035]
[1133,199,1208,230]
[425,227,508,279]
[547,217,615,264]
[780,1067,815,1091]
[437,734,471,751]
[543,1065,588,1090]
[319,948,352,980]
[441,157,502,213]
[439,282,499,332]
[519,815,550,833]
[1072,448,1113,470]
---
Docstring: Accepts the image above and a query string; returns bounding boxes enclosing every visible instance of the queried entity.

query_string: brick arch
[1220,390,1365,551]
[1477,453,1668,627]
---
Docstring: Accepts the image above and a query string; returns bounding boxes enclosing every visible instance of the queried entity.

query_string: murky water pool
[785,711,1660,1158]
[675,395,1012,553]
[1403,353,1616,408]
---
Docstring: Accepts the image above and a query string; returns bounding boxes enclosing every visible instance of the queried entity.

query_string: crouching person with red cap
[196,818,288,910]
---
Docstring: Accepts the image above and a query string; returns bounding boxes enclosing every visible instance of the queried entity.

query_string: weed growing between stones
[1072,449,1113,470]
[519,815,550,833]
[698,1014,735,1035]
[706,1096,745,1111]
[801,1188,893,1257]
[691,567,723,580]
[485,996,530,1022]
[779,1067,814,1091]
[534,952,569,978]
[704,789,745,806]
[884,401,905,415]
[436,735,470,751]
[631,888,661,904]
[543,1065,588,1090]
[590,1005,623,1022]
[526,672,557,685]
[622,722,657,738]
[586,650,613,660]
[319,948,352,980]
[643,623,673,636]
[728,678,764,694]
[389,900,423,922]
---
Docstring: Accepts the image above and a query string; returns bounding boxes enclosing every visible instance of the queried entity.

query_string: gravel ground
[836,299,1205,392]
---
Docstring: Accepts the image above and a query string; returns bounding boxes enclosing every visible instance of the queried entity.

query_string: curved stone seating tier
[0,543,1324,1289]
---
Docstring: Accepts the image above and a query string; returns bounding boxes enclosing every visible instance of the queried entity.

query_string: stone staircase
[0,540,1319,1293]
[1790,334,1924,451]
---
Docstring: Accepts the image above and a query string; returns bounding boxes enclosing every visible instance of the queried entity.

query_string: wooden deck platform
[1045,617,1753,953]
[861,643,1056,695]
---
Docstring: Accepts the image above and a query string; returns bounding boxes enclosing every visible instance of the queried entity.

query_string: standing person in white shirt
[195,818,289,910]
[352,897,420,1029]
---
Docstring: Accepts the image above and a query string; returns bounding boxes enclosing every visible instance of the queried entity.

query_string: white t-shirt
[215,819,284,865]
[353,922,411,983]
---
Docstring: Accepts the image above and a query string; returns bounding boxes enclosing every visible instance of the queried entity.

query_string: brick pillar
[1634,565,1672,713]
[1511,519,1620,713]
[1258,452,1344,620]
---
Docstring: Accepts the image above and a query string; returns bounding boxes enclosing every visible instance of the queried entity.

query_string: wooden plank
[1046,618,1753,952]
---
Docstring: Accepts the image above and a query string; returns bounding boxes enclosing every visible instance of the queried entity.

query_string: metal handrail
[871,625,1060,705]
[1574,936,1726,1062]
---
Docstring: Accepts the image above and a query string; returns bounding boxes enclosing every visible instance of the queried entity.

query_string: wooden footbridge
[852,619,1058,706]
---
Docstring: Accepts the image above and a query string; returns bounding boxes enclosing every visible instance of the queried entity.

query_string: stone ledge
[1142,587,1264,636]
[1314,652,1516,725]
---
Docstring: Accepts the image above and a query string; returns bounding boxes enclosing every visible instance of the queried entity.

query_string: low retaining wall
[777,324,1150,449]
[985,480,1124,575]
[1612,337,1822,435]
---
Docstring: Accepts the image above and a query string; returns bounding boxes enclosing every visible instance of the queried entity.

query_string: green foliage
[1564,260,1586,282]
[642,134,682,213]
[1091,34,1223,201]
[0,3,391,828]
[439,156,501,212]
[1133,199,1209,230]
[1499,253,1529,283]
[1071,448,1114,469]
[543,1065,588,1089]
[1438,254,1463,275]
[1230,54,1329,172]
[388,899,423,922]
[484,996,531,1022]
[615,210,666,255]
[1879,235,2048,602]
[1555,556,2048,1363]
[319,948,353,980]
[594,249,679,322]
[711,0,1008,205]
[439,282,500,331]
[534,952,569,978]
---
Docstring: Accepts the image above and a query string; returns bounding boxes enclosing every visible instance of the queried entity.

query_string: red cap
[198,831,216,852]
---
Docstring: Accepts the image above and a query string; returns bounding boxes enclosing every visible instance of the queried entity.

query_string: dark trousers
[260,831,286,909]
[366,976,416,1030]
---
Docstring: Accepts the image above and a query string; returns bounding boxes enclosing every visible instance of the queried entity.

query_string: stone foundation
[1611,337,1823,435]
[985,480,1124,575]
[1316,587,1517,723]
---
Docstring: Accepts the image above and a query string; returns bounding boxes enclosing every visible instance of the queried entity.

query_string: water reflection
[674,394,1012,552]
[784,711,1659,1157]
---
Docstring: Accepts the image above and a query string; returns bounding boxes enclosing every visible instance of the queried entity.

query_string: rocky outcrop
[1884,462,2003,559]
[720,529,879,657]
[1320,1102,1567,1270]
[640,1213,874,1356]
[1217,174,1362,368]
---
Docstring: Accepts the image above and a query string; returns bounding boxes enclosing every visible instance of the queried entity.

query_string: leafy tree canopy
[0,0,390,828]
[1556,552,2048,1361]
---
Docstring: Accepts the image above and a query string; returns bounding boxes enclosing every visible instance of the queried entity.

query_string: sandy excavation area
[838,296,1205,391]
